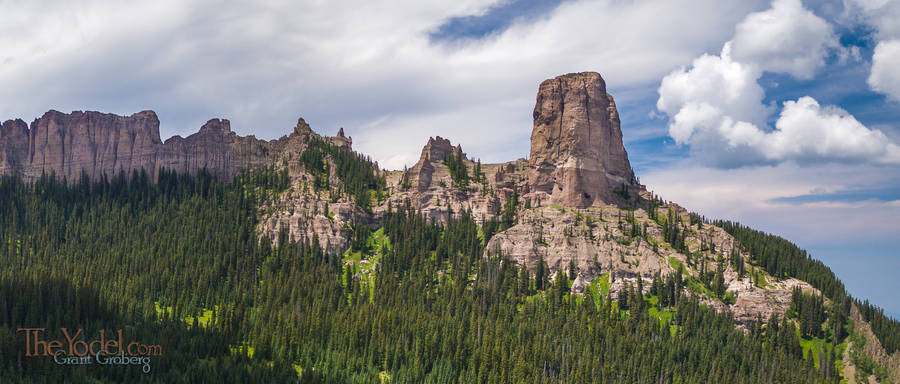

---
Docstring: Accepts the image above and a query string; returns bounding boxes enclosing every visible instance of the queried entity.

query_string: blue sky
[1,0,898,317]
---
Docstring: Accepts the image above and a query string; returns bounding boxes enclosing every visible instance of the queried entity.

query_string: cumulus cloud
[843,0,900,100]
[868,39,900,101]
[730,0,839,78]
[771,97,900,163]
[843,0,900,40]
[657,44,767,128]
[657,0,899,167]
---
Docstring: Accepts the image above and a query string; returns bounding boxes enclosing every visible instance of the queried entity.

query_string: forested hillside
[1,168,878,383]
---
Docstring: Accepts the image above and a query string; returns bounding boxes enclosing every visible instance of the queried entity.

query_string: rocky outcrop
[0,108,367,257]
[156,118,272,180]
[848,305,900,382]
[485,204,671,290]
[257,189,358,256]
[0,119,29,178]
[22,110,164,181]
[527,72,636,208]
[330,127,352,150]
[381,136,498,222]
[406,136,455,192]
[0,110,305,182]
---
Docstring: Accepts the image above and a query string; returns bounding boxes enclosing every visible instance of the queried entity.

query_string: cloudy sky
[2,0,898,317]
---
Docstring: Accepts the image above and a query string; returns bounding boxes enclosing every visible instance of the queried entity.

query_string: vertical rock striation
[0,110,284,182]
[526,72,636,207]
[0,119,30,178]
[23,110,164,181]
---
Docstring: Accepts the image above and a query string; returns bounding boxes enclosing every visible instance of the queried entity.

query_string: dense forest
[717,220,900,355]
[301,137,386,211]
[0,148,897,382]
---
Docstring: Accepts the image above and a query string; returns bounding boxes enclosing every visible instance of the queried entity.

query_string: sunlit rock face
[527,72,636,208]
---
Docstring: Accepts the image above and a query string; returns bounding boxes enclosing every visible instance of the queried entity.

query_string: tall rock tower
[527,72,636,207]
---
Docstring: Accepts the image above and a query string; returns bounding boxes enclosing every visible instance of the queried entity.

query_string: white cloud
[731,0,839,78]
[656,0,899,167]
[640,162,900,245]
[657,44,767,128]
[868,39,900,102]
[843,0,900,100]
[659,90,900,166]
[770,97,900,163]
[843,0,900,40]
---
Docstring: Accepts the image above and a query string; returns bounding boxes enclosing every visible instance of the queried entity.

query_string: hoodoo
[527,72,636,208]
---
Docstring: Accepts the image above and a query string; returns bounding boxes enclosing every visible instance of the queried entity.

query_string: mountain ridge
[2,72,898,382]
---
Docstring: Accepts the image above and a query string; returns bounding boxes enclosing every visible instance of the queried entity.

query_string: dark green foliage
[369,204,831,383]
[301,137,386,211]
[0,275,297,383]
[622,209,640,239]
[715,221,844,297]
[399,166,412,191]
[444,147,468,188]
[847,323,894,381]
[481,216,500,245]
[729,249,746,279]
[717,220,900,354]
[613,182,630,200]
[712,266,726,299]
[649,269,684,308]
[617,283,632,311]
[349,218,371,252]
[472,159,484,185]
[237,164,290,195]
[500,189,519,229]
[662,208,687,253]
[300,140,330,190]
[789,287,826,339]
[0,168,306,382]
[857,299,900,354]
[647,194,662,223]
[535,255,548,291]
[0,170,856,382]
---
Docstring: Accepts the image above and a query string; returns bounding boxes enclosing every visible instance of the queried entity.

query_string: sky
[1,0,898,318]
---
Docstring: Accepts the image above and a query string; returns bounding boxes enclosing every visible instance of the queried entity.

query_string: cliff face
[22,110,163,181]
[0,110,273,182]
[527,72,636,207]
[157,118,272,180]
[388,72,642,223]
[0,119,29,178]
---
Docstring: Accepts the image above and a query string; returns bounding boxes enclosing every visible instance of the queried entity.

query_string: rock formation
[155,118,272,180]
[406,136,456,192]
[381,136,510,223]
[526,72,636,208]
[0,119,29,178]
[19,110,165,182]
[0,111,338,183]
[330,127,352,149]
